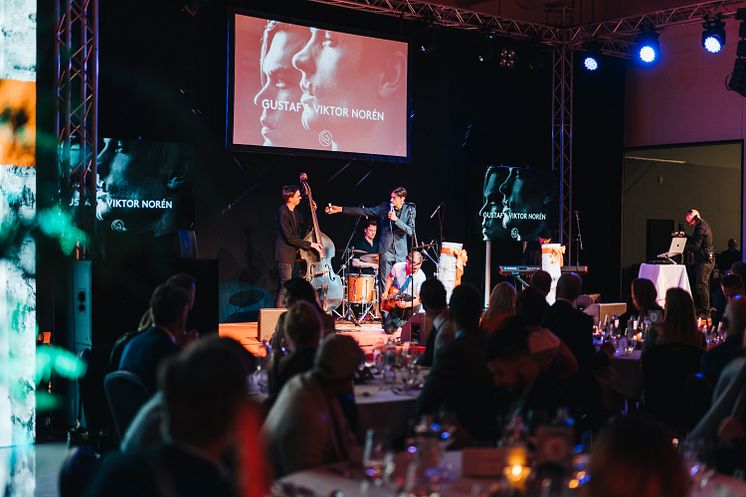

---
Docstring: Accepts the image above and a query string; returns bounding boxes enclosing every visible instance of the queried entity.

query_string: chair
[686,373,714,430]
[642,343,704,437]
[103,370,151,441]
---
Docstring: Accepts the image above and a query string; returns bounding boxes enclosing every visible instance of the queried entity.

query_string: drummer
[351,219,379,275]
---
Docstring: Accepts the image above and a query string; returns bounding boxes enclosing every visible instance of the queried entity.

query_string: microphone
[430,202,443,219]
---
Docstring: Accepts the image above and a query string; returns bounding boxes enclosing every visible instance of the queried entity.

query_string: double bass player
[275,185,323,307]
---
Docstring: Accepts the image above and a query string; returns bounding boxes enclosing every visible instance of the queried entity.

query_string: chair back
[686,373,714,430]
[103,370,151,440]
[642,343,704,436]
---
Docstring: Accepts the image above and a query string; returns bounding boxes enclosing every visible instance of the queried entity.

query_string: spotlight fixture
[636,29,660,65]
[499,48,517,68]
[583,55,599,71]
[581,42,601,72]
[702,15,726,54]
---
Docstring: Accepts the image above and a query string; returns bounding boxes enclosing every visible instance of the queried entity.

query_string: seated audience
[485,316,574,435]
[515,287,578,378]
[262,334,363,478]
[653,287,705,349]
[417,284,497,444]
[529,270,552,299]
[417,278,452,367]
[586,416,688,497]
[267,301,322,409]
[720,272,745,302]
[86,336,262,497]
[480,282,516,334]
[632,277,662,319]
[543,273,607,428]
[731,261,746,286]
[118,284,188,392]
[270,278,334,353]
[701,294,746,384]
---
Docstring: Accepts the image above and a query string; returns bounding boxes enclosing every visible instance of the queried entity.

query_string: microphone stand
[409,205,417,328]
[574,210,583,267]
[339,211,365,323]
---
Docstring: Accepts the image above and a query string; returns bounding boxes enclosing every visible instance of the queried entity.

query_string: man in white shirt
[382,251,426,332]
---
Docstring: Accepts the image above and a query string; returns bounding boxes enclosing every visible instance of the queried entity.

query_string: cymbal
[360,254,380,264]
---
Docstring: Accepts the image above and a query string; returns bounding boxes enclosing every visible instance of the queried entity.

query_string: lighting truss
[56,0,99,251]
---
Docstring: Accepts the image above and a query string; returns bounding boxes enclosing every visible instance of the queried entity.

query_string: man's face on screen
[480,168,504,241]
[292,28,377,142]
[498,168,548,241]
[253,27,310,147]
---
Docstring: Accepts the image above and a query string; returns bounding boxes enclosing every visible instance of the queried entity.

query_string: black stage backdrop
[97,0,625,321]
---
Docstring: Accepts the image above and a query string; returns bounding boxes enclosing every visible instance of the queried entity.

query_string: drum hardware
[359,253,380,264]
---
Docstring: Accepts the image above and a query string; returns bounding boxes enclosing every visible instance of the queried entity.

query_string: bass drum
[347,275,376,304]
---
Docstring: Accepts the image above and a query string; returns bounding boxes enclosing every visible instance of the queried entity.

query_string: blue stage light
[702,16,726,54]
[583,55,599,71]
[636,30,660,65]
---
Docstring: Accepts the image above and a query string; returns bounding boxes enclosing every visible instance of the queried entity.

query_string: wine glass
[363,429,395,486]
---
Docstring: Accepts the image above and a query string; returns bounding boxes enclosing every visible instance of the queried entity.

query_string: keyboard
[498,265,589,276]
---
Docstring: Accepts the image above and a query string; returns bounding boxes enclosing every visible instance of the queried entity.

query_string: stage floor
[218,320,399,355]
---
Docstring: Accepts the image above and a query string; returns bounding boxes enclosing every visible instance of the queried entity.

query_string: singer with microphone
[325,186,416,289]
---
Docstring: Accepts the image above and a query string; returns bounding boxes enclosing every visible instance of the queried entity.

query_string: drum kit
[338,249,381,323]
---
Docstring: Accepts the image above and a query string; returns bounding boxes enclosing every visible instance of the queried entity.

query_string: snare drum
[347,275,376,304]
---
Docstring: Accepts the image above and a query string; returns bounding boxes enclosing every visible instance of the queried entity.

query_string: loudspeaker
[258,308,285,341]
[400,313,430,344]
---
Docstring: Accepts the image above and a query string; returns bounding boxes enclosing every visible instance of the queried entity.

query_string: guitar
[380,285,415,313]
[298,173,343,312]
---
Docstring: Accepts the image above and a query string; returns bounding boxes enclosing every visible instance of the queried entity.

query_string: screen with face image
[480,166,559,242]
[231,14,408,158]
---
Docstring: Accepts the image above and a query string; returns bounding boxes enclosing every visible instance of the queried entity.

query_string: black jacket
[118,326,180,393]
[341,202,415,258]
[275,204,311,263]
[688,218,714,263]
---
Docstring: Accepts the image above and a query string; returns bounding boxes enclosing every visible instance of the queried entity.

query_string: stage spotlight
[499,48,517,68]
[583,55,599,71]
[636,30,660,64]
[702,16,726,54]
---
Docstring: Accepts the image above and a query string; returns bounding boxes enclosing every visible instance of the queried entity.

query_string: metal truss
[56,0,99,252]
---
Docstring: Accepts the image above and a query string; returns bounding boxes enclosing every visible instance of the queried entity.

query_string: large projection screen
[231,13,409,159]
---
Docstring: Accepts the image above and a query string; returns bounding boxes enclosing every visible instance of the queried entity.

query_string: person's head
[167,273,196,311]
[150,283,190,332]
[630,278,658,314]
[732,261,746,284]
[390,186,407,209]
[685,208,701,227]
[515,287,549,327]
[253,22,312,148]
[283,301,322,350]
[587,416,688,497]
[483,282,516,322]
[484,316,538,391]
[362,219,378,240]
[724,294,746,340]
[662,287,699,346]
[556,272,582,302]
[728,238,738,251]
[721,272,745,302]
[313,334,364,397]
[281,185,302,207]
[283,278,323,315]
[95,139,192,236]
[420,278,447,315]
[292,28,406,150]
[537,228,553,245]
[406,251,423,274]
[529,270,552,298]
[160,336,255,453]
[449,283,483,332]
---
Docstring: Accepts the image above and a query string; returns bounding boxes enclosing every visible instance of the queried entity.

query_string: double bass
[299,172,343,312]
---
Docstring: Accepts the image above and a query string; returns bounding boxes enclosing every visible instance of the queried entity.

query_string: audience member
[718,238,742,272]
[721,272,745,302]
[701,294,746,384]
[543,273,607,427]
[485,316,574,435]
[586,416,688,497]
[480,282,516,334]
[86,336,263,497]
[267,301,322,409]
[657,287,705,348]
[515,287,578,378]
[731,261,746,286]
[262,334,363,478]
[631,277,662,317]
[417,284,497,445]
[529,270,552,298]
[417,278,452,367]
[270,278,334,352]
[118,284,188,392]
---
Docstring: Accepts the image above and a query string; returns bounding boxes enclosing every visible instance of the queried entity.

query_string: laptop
[657,237,687,263]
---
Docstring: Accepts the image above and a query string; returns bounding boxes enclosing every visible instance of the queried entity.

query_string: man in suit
[702,293,746,384]
[275,185,323,307]
[119,284,190,393]
[543,272,607,428]
[417,284,497,444]
[325,186,416,289]
[417,278,452,367]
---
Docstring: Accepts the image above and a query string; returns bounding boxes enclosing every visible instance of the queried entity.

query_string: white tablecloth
[638,264,692,307]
